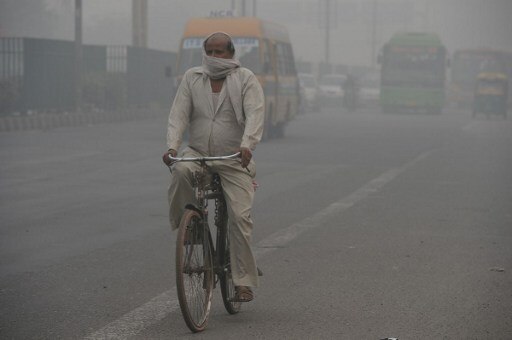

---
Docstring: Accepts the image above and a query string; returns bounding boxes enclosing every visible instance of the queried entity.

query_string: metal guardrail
[0,109,165,132]
[0,37,177,116]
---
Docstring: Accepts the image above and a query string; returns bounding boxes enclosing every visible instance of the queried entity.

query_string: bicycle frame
[169,152,240,280]
[171,152,244,332]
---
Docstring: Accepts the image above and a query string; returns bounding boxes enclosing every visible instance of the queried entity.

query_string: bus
[449,48,512,108]
[378,32,448,114]
[176,16,299,140]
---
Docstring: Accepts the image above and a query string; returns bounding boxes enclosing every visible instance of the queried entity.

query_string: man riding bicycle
[162,32,264,302]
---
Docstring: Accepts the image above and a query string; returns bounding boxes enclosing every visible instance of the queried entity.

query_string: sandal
[234,286,254,302]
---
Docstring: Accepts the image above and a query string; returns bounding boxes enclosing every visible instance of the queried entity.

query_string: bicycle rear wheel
[218,223,241,314]
[176,209,213,332]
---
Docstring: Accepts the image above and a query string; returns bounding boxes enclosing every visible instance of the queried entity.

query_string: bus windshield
[178,37,261,75]
[382,45,445,86]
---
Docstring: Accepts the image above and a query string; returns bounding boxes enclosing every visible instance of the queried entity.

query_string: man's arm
[166,72,193,152]
[240,72,265,152]
[163,72,192,165]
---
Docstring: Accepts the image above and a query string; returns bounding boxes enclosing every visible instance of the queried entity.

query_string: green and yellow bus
[449,48,512,108]
[379,32,448,114]
[176,16,299,140]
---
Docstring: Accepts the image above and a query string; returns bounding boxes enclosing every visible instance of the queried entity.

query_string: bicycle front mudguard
[184,204,202,216]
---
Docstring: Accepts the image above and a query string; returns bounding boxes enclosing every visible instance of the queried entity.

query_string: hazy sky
[1,0,511,67]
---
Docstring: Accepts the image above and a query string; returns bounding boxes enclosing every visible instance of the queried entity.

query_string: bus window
[178,38,203,74]
[285,43,297,74]
[276,43,288,75]
[261,39,272,74]
[233,37,261,74]
[276,42,296,75]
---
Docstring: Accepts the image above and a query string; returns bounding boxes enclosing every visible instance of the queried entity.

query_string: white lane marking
[84,150,432,339]
[255,149,432,252]
[84,291,179,340]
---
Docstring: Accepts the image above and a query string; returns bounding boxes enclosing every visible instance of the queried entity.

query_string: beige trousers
[168,147,259,288]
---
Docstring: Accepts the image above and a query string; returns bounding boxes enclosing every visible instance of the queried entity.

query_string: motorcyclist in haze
[342,74,359,111]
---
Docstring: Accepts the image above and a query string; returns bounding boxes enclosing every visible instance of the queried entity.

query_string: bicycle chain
[214,176,220,227]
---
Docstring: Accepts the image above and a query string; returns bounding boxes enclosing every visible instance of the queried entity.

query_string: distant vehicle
[317,74,346,106]
[472,72,508,119]
[378,32,448,114]
[176,16,299,140]
[298,73,319,112]
[449,48,512,109]
[358,72,380,106]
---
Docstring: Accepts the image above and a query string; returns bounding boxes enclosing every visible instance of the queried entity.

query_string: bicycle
[168,152,243,332]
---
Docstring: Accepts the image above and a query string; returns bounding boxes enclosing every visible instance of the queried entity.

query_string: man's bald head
[203,32,235,58]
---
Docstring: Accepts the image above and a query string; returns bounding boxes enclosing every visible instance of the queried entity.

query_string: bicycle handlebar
[168,152,241,163]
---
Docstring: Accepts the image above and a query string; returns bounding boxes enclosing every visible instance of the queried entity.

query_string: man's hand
[162,149,177,166]
[240,147,252,168]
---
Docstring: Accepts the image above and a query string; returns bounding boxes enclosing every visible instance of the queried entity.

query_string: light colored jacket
[167,66,265,156]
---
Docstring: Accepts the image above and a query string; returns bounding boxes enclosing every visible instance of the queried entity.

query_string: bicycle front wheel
[176,209,214,332]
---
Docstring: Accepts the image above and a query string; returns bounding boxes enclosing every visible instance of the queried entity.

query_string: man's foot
[234,286,254,302]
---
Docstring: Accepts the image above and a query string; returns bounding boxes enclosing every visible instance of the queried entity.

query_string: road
[1,105,511,339]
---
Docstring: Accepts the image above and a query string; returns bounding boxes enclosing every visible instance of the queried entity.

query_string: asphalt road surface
[1,105,511,339]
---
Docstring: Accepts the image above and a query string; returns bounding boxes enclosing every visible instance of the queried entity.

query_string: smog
[1,1,512,339]
[1,0,511,116]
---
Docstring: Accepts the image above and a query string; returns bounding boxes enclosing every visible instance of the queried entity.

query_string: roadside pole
[74,0,82,113]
